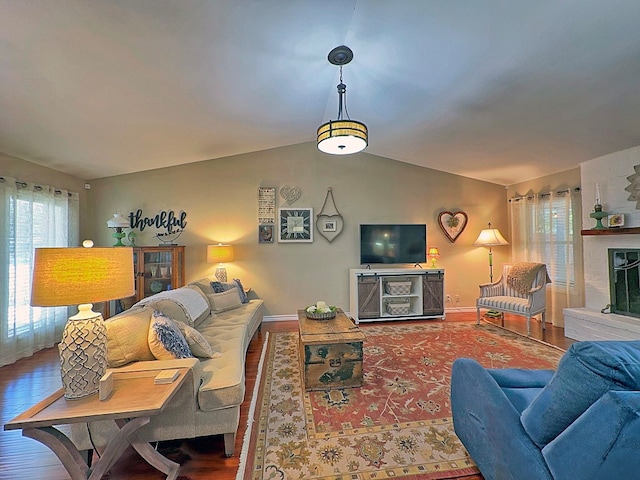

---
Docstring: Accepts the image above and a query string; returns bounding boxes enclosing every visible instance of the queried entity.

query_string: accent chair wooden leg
[223,432,235,457]
[541,311,546,330]
[476,307,481,325]
[526,316,531,336]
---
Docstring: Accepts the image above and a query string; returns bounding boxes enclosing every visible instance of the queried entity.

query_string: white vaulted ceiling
[1,1,640,185]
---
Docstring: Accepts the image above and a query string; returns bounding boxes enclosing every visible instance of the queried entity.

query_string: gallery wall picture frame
[316,187,344,243]
[608,213,625,228]
[259,224,274,243]
[278,207,313,242]
[322,220,337,232]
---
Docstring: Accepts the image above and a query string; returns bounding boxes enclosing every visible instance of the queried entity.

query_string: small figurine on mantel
[590,182,608,230]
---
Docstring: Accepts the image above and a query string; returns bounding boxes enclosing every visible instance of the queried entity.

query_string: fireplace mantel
[581,227,640,236]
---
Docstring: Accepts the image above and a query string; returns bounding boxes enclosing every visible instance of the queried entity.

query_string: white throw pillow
[208,288,243,313]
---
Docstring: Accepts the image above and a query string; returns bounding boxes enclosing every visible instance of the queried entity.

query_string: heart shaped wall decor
[438,211,468,243]
[280,185,302,205]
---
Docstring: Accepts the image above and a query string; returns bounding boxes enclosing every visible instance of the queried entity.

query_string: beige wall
[0,152,90,238]
[86,142,508,317]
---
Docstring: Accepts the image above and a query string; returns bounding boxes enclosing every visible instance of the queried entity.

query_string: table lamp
[427,246,440,268]
[106,213,130,247]
[473,222,509,283]
[207,243,235,282]
[31,245,135,399]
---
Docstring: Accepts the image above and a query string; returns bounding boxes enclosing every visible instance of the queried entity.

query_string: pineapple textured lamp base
[58,309,107,399]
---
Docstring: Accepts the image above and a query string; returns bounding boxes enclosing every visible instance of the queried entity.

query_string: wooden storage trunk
[302,341,363,390]
[298,309,365,391]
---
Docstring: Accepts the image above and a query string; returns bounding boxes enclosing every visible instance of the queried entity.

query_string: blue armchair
[451,341,640,480]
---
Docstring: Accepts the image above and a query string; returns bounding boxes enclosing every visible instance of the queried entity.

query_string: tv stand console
[349,268,445,324]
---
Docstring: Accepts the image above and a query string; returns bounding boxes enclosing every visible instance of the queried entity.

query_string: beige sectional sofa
[70,276,264,457]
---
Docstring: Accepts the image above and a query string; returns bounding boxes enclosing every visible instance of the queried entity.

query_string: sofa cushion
[233,278,249,303]
[174,321,218,359]
[105,306,155,367]
[210,279,248,302]
[208,288,243,313]
[521,340,640,447]
[148,311,195,360]
[195,300,264,411]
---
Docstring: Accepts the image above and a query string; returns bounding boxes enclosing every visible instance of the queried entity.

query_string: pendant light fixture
[317,45,368,155]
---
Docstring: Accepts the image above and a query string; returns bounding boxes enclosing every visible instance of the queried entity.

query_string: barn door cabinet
[349,268,445,324]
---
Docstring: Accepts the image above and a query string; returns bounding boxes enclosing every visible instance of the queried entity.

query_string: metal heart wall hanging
[280,185,302,205]
[438,210,468,243]
[316,187,344,243]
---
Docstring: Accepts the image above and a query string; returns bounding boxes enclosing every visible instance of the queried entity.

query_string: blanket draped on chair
[506,262,546,295]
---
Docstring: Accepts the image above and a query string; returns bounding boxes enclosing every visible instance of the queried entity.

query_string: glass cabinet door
[144,250,174,297]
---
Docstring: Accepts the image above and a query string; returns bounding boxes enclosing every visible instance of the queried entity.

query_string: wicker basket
[305,309,337,320]
[386,301,411,316]
[384,280,412,295]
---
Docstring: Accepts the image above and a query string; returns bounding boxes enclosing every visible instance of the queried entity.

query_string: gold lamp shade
[207,244,235,264]
[31,247,135,306]
[317,120,368,155]
[31,246,134,399]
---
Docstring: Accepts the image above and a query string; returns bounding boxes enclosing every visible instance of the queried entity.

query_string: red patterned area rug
[241,320,564,480]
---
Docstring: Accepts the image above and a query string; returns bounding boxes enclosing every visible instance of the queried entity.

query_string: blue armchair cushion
[521,341,640,448]
[542,390,640,480]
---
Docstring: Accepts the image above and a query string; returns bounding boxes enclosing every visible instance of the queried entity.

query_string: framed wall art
[278,207,313,242]
[258,224,274,243]
[438,210,468,243]
[322,220,337,232]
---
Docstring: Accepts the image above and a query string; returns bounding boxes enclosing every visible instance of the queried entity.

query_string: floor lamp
[473,223,509,283]
[31,245,135,399]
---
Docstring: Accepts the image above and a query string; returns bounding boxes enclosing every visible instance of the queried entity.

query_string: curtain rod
[0,176,75,197]
[509,186,581,202]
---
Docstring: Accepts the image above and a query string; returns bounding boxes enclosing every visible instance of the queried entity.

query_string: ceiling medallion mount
[317,45,368,155]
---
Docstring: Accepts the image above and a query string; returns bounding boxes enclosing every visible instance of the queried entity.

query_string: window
[0,177,79,366]
[509,188,584,322]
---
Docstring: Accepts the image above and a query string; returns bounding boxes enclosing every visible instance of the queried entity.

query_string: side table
[4,368,189,480]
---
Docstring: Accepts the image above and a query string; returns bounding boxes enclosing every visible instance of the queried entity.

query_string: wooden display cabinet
[104,245,185,318]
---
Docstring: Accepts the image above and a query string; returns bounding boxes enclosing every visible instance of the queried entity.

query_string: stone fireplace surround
[564,146,640,341]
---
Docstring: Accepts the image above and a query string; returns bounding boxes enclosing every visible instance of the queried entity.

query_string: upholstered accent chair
[476,262,550,335]
[451,341,640,480]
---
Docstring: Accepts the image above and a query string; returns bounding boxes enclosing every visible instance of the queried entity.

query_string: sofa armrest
[451,358,553,480]
[542,390,640,480]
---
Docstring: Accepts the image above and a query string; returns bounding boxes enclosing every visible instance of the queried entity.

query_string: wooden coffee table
[4,368,189,480]
[298,309,365,391]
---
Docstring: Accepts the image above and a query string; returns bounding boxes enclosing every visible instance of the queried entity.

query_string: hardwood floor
[0,312,573,480]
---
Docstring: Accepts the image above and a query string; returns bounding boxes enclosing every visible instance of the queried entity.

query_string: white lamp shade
[473,228,509,247]
[31,247,135,306]
[106,213,130,229]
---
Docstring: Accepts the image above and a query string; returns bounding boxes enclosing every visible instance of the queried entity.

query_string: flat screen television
[360,224,427,265]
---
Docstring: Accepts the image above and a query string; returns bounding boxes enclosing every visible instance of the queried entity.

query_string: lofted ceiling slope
[1,1,640,185]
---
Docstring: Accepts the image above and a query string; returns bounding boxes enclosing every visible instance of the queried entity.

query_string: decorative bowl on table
[305,304,337,320]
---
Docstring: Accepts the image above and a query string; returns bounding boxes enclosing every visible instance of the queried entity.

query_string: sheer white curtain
[509,188,584,326]
[0,177,79,366]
